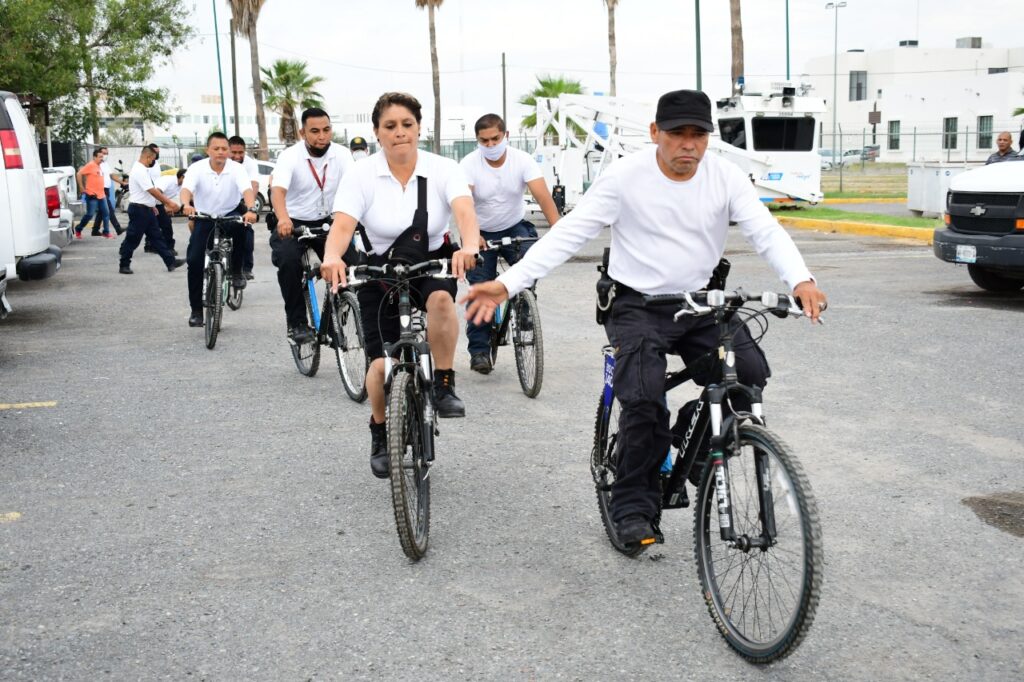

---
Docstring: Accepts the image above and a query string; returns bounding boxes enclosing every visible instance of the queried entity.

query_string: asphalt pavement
[1,218,1022,680]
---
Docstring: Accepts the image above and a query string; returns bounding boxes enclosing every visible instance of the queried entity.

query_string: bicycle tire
[203,263,223,350]
[488,301,506,366]
[226,282,244,311]
[332,291,368,402]
[591,396,647,557]
[387,370,431,560]
[512,289,544,398]
[291,282,321,377]
[693,423,823,663]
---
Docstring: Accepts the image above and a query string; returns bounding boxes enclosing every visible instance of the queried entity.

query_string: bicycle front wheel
[332,291,368,402]
[694,423,823,663]
[511,289,544,398]
[203,263,223,350]
[591,395,646,557]
[226,281,243,310]
[387,370,431,561]
[290,282,320,377]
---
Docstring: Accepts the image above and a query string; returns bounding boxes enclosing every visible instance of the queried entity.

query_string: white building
[802,38,1024,162]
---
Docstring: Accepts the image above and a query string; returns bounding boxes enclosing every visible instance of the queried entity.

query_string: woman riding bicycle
[321,92,480,479]
[464,89,827,548]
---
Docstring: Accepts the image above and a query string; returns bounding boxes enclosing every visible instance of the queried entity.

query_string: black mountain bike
[290,225,368,401]
[485,236,543,398]
[591,288,823,663]
[347,258,461,560]
[194,212,247,350]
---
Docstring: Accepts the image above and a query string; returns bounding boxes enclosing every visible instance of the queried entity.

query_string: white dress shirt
[272,142,354,221]
[498,148,814,297]
[128,161,159,207]
[181,158,252,216]
[157,175,182,201]
[332,150,470,254]
[241,154,259,183]
[460,147,543,232]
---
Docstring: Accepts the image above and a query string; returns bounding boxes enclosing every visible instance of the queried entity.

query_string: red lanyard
[307,159,327,190]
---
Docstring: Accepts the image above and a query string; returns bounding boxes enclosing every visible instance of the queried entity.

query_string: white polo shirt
[181,158,251,216]
[128,161,159,207]
[460,147,543,232]
[332,150,470,253]
[98,160,113,191]
[498,148,814,298]
[240,154,259,184]
[157,175,182,201]
[273,142,354,221]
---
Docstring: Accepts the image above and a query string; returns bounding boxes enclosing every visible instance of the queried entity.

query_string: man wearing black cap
[350,136,369,161]
[463,89,827,550]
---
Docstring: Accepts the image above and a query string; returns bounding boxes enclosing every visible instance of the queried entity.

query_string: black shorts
[356,247,457,359]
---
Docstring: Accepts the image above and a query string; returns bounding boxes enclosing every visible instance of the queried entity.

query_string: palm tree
[518,75,586,144]
[261,59,325,145]
[228,0,269,159]
[729,0,744,94]
[415,0,444,154]
[605,1,618,96]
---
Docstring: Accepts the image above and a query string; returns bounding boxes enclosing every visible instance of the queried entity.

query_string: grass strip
[770,206,941,229]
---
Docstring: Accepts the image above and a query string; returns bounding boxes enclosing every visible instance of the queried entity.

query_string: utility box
[906,163,979,216]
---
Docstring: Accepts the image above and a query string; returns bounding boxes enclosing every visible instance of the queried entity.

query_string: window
[987,67,1008,74]
[175,115,184,124]
[977,115,993,148]
[203,115,210,124]
[750,117,815,152]
[942,117,958,150]
[848,71,867,101]
[718,118,746,149]
[229,115,235,124]
[258,164,274,175]
[887,120,900,151]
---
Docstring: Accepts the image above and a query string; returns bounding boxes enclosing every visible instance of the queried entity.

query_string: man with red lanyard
[269,107,355,344]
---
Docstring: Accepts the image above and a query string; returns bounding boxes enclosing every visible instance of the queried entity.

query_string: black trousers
[269,230,325,328]
[145,204,174,250]
[120,204,175,268]
[187,218,246,313]
[603,291,770,524]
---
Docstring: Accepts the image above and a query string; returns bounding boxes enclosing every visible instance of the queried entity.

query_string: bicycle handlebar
[294,224,331,240]
[346,257,480,288]
[190,211,250,226]
[643,288,825,322]
[483,235,538,250]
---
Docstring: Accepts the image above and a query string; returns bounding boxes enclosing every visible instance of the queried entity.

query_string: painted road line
[0,401,58,410]
[0,512,22,523]
[777,216,934,244]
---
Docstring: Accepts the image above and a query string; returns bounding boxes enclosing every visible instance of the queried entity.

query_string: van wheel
[253,193,265,213]
[967,265,1024,292]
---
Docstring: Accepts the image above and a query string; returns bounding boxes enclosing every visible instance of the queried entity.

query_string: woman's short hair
[372,92,422,129]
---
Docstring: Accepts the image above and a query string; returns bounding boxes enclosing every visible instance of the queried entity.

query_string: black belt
[128,202,157,208]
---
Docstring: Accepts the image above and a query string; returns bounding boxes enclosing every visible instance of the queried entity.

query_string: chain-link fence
[821,121,1023,166]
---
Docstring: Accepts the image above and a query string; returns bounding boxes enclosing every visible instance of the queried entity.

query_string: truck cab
[932,160,1024,292]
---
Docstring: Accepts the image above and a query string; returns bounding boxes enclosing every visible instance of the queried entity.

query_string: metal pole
[785,0,791,80]
[212,0,228,133]
[230,22,239,136]
[502,52,507,124]
[838,122,844,192]
[912,126,916,162]
[830,4,839,157]
[695,0,703,90]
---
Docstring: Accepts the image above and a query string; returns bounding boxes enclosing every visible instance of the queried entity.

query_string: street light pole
[695,0,702,90]
[785,0,791,80]
[825,2,846,154]
[211,0,228,133]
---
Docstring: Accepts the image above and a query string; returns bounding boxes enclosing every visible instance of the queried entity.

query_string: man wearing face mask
[118,145,185,275]
[459,113,562,374]
[269,107,355,343]
[350,136,370,161]
[143,143,177,255]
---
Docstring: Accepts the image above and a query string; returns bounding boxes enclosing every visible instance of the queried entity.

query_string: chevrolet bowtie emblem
[970,205,987,216]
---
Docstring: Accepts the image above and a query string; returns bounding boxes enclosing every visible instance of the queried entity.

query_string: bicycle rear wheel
[332,291,368,402]
[290,282,320,377]
[387,370,431,560]
[591,396,647,557]
[694,423,822,663]
[511,289,544,398]
[226,281,243,310]
[203,263,223,350]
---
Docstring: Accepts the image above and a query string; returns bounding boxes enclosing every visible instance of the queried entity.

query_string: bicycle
[484,235,544,398]
[193,212,247,350]
[591,287,823,663]
[290,225,369,401]
[346,257,462,561]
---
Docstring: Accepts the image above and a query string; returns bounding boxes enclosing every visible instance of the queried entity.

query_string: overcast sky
[153,0,1023,137]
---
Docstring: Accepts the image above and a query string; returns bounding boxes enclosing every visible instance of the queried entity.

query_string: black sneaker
[188,310,203,327]
[615,515,658,548]
[231,275,247,290]
[243,269,254,280]
[118,265,133,275]
[369,419,388,479]
[167,258,186,272]
[288,325,316,345]
[470,352,492,374]
[433,370,465,418]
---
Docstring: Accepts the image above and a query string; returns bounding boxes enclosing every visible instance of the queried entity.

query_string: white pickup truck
[933,159,1024,292]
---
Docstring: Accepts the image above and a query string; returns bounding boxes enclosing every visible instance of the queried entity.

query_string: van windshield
[751,118,816,152]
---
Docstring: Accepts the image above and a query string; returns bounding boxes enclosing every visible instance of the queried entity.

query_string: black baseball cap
[350,136,368,150]
[655,90,714,132]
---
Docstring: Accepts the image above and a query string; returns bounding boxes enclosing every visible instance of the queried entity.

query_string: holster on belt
[595,247,615,325]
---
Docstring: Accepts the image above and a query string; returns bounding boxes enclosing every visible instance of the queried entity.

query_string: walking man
[90,146,124,236]
[118,146,185,274]
[75,148,112,238]
[229,135,261,279]
[460,113,562,374]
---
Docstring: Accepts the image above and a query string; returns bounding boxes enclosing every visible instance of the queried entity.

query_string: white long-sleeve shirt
[497,147,814,297]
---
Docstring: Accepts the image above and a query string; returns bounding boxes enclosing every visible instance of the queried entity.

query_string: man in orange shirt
[75,148,113,238]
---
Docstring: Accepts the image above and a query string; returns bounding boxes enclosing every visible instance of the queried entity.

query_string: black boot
[369,419,388,479]
[433,369,465,418]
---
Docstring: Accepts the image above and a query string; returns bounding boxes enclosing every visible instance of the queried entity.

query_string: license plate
[955,245,977,264]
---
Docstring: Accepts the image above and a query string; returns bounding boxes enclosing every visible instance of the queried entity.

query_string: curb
[821,197,907,204]
[776,216,935,244]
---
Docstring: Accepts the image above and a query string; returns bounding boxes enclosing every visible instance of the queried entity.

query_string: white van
[0,90,62,295]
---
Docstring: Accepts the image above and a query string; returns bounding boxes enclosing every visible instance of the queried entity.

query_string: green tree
[99,119,138,145]
[415,0,444,154]
[0,0,193,143]
[518,75,586,144]
[229,0,270,159]
[260,59,325,145]
[604,1,618,96]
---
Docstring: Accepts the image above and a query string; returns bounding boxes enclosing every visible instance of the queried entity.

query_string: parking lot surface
[2,220,1022,680]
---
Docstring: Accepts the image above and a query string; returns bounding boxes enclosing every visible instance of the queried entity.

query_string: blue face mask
[479,137,508,162]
